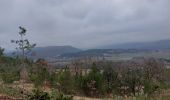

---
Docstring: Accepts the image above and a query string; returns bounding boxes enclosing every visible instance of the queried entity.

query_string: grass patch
[0,85,21,98]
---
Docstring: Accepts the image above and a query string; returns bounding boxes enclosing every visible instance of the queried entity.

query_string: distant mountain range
[6,39,170,59]
[60,49,149,58]
[61,39,170,58]
[102,39,170,50]
[30,46,81,58]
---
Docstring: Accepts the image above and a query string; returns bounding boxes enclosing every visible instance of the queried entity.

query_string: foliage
[51,89,73,100]
[1,71,20,83]
[0,62,20,83]
[143,79,159,95]
[48,72,58,87]
[103,66,119,94]
[29,65,50,87]
[57,68,75,94]
[27,89,73,100]
[0,53,167,98]
[120,68,144,96]
[80,63,105,96]
[142,58,165,95]
[0,85,21,98]
[27,89,50,100]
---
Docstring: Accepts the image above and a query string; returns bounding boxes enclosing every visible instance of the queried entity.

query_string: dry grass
[2,83,170,100]
[73,96,107,100]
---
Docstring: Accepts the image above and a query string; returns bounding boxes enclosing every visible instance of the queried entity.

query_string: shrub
[57,68,75,94]
[0,85,21,98]
[27,89,50,100]
[80,63,105,96]
[29,66,50,87]
[51,89,73,100]
[1,71,20,84]
[103,66,119,94]
[143,79,159,95]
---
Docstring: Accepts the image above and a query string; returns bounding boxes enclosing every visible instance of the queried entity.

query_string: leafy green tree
[143,79,159,95]
[122,68,143,96]
[57,68,75,94]
[81,63,104,96]
[48,72,58,87]
[143,58,165,95]
[103,66,118,94]
[29,66,50,87]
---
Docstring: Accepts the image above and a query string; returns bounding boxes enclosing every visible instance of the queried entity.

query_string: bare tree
[11,26,36,99]
[11,26,36,59]
[11,26,36,80]
[0,47,4,57]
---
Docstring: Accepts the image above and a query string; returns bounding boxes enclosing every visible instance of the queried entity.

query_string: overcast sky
[0,0,170,50]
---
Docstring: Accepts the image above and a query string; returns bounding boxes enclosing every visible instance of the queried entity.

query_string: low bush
[27,89,50,100]
[0,85,21,98]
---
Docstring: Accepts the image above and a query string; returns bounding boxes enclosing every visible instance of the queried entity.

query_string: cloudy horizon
[0,0,170,50]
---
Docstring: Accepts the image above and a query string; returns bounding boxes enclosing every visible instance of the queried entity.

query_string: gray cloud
[0,0,170,50]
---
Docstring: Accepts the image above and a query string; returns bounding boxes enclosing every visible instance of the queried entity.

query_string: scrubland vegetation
[1,51,170,99]
[0,27,170,100]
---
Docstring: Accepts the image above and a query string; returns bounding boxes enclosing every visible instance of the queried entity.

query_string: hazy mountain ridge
[6,39,170,59]
[60,39,170,58]
[60,49,150,58]
[103,39,170,50]
[30,46,81,58]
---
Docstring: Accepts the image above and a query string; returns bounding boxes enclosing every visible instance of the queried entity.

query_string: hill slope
[30,46,81,58]
[60,49,149,58]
